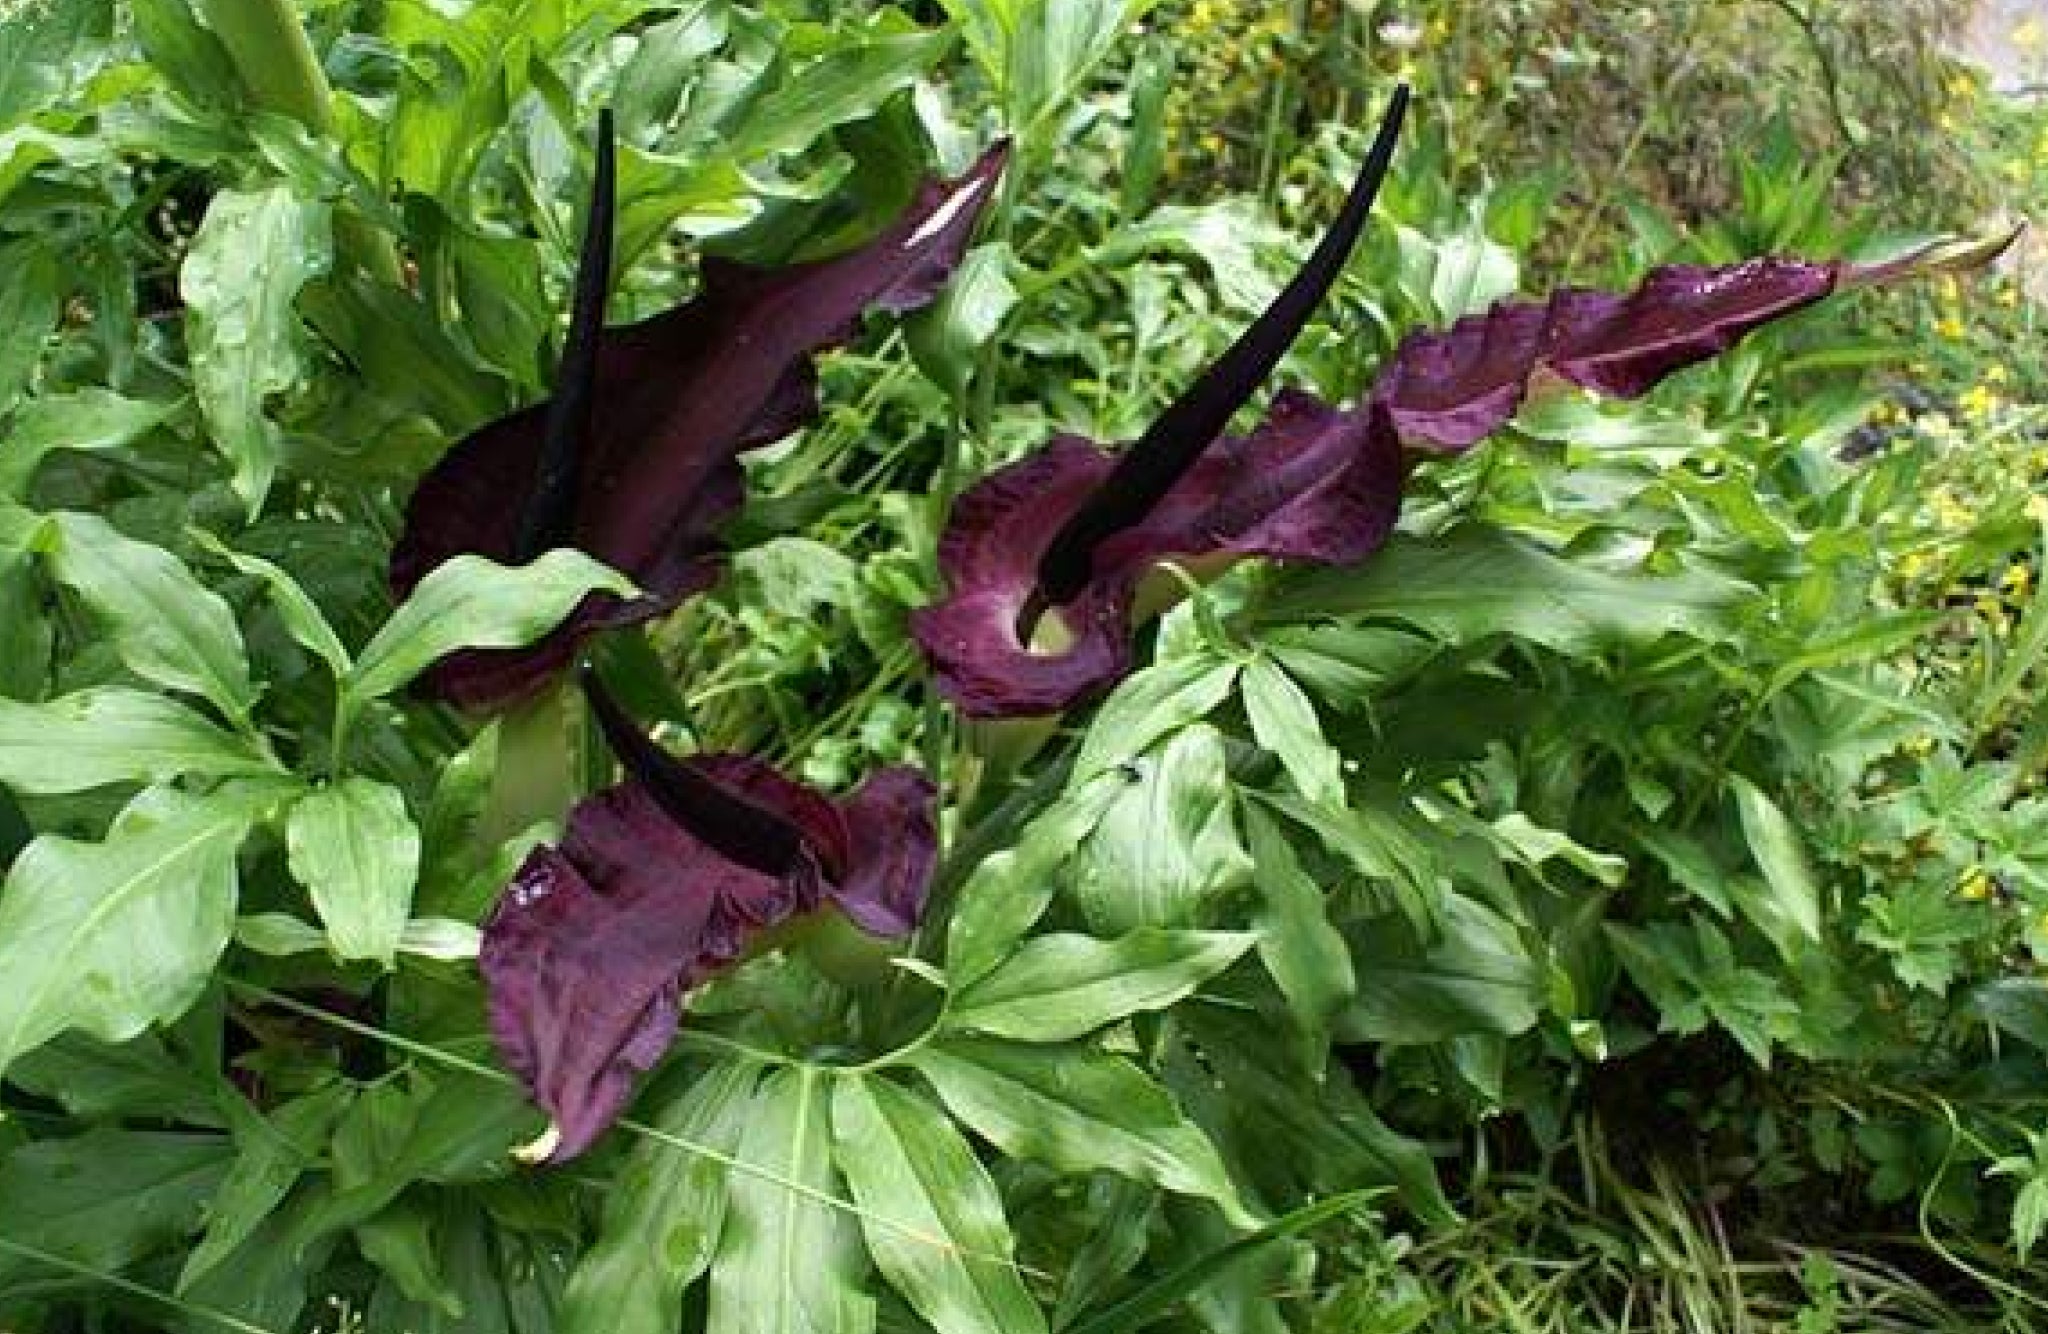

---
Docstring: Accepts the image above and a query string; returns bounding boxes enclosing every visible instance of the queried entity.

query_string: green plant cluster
[0,1,2044,1331]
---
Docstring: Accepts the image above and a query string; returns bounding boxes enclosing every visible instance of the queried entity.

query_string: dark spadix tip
[578,665,806,879]
[1031,82,1410,608]
[516,109,618,562]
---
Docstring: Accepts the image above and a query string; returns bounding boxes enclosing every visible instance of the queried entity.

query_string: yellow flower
[1898,549,1932,581]
[2002,562,2034,599]
[1960,383,2000,419]
[1987,365,2009,385]
[1934,314,1967,340]
[1959,866,1992,901]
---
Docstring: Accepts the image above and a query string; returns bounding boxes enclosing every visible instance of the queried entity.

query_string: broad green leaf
[940,0,1159,130]
[1072,652,1238,783]
[287,777,421,966]
[1241,655,1344,807]
[180,1084,352,1290]
[1098,200,1289,313]
[907,242,1018,399]
[830,1075,1045,1334]
[1730,774,1823,956]
[708,1067,875,1334]
[0,240,55,411]
[192,531,352,679]
[949,929,1257,1042]
[1076,724,1251,932]
[947,773,1124,984]
[41,511,256,723]
[1487,812,1628,888]
[0,688,277,794]
[0,388,173,496]
[727,30,952,160]
[3,1032,221,1127]
[0,796,252,1077]
[1065,1191,1376,1334]
[0,0,109,130]
[562,1061,760,1334]
[1268,527,1752,654]
[909,1037,1253,1225]
[180,184,333,511]
[1245,806,1354,1065]
[345,549,636,704]
[1966,977,2048,1051]
[1335,895,1542,1045]
[0,1128,232,1286]
[295,1071,542,1245]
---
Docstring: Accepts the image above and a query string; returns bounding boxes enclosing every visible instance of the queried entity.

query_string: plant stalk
[196,0,405,288]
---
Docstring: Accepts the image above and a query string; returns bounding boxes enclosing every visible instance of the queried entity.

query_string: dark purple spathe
[392,143,1009,710]
[481,746,936,1162]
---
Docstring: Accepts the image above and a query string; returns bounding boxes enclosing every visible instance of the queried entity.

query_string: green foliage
[0,1,2041,1330]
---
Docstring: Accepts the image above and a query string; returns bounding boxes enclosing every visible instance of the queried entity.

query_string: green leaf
[1966,978,2048,1051]
[1607,918,1796,1066]
[180,1084,352,1290]
[0,0,109,130]
[1072,652,1238,783]
[1730,775,1824,956]
[1076,724,1251,933]
[906,242,1018,400]
[1064,1191,1376,1334]
[949,929,1257,1042]
[726,29,952,161]
[707,1067,874,1334]
[0,240,56,411]
[0,688,278,794]
[180,184,333,512]
[940,0,1159,130]
[830,1075,1044,1334]
[192,531,352,679]
[295,1071,542,1245]
[345,549,636,704]
[946,773,1124,985]
[0,1128,232,1286]
[41,511,257,724]
[1241,655,1344,807]
[909,1037,1253,1226]
[1267,527,1752,654]
[562,1061,760,1334]
[286,776,421,966]
[0,796,253,1078]
[0,388,174,496]
[1335,894,1542,1045]
[1244,806,1354,1065]
[1099,200,1289,313]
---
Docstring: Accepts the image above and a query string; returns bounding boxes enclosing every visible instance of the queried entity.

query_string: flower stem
[477,685,582,850]
[196,0,404,287]
[196,0,336,134]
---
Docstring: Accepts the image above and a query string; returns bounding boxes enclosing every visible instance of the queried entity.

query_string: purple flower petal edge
[392,144,1009,710]
[1371,238,2018,452]
[911,393,1404,719]
[480,758,938,1161]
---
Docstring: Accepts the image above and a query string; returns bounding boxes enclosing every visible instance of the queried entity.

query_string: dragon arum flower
[391,112,1006,709]
[482,670,936,1162]
[912,85,2014,719]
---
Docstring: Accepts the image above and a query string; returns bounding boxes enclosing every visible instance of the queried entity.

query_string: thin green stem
[476,684,580,849]
[195,0,404,287]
